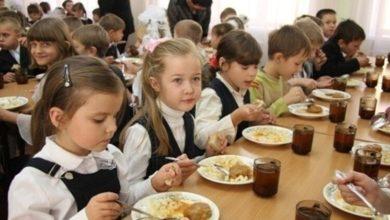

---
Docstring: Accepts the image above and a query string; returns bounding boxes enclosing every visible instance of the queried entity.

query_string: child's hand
[206,133,228,156]
[121,59,139,75]
[176,154,198,181]
[357,55,369,67]
[283,86,306,105]
[231,104,265,126]
[257,110,276,124]
[104,56,115,64]
[18,37,27,47]
[314,49,327,70]
[300,78,317,90]
[151,163,182,192]
[317,76,333,88]
[3,72,15,82]
[85,192,121,220]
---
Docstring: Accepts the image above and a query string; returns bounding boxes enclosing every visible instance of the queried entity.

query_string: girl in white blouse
[120,38,226,183]
[8,56,182,220]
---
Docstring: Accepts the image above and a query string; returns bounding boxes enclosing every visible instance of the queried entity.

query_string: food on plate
[229,163,252,179]
[326,92,344,98]
[334,188,372,215]
[306,103,323,113]
[249,127,290,144]
[183,202,212,220]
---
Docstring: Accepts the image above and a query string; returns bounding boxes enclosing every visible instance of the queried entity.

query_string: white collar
[41,136,114,170]
[10,44,20,54]
[156,99,185,120]
[216,73,247,97]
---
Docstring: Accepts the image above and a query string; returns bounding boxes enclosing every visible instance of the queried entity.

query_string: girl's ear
[219,57,229,72]
[149,76,160,92]
[86,46,97,57]
[49,107,66,129]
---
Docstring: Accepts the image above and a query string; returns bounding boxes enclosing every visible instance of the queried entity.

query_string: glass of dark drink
[329,101,347,123]
[253,158,281,197]
[14,66,28,84]
[359,96,376,120]
[332,77,347,91]
[375,55,385,67]
[353,148,381,180]
[365,72,378,88]
[333,123,356,153]
[0,74,3,89]
[292,124,314,155]
[382,75,390,92]
[295,200,332,220]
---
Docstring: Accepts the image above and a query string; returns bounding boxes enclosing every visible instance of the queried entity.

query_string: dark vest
[27,157,120,211]
[136,113,204,178]
[209,78,250,140]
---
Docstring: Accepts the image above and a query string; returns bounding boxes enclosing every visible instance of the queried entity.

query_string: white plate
[378,124,390,135]
[323,183,374,218]
[35,73,45,81]
[288,103,329,119]
[312,89,351,101]
[197,155,254,185]
[0,96,28,110]
[347,79,362,87]
[354,67,374,75]
[115,57,143,65]
[131,191,219,220]
[352,141,390,166]
[242,125,292,145]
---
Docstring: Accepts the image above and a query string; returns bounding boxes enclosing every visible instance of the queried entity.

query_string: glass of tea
[295,200,332,220]
[382,75,390,92]
[365,72,379,88]
[292,124,314,155]
[333,123,356,153]
[353,148,381,180]
[329,101,347,123]
[359,96,377,120]
[332,77,347,91]
[0,73,3,89]
[253,158,281,197]
[375,55,385,67]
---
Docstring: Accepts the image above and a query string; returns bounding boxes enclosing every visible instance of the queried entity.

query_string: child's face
[310,44,321,59]
[222,60,258,91]
[54,92,123,155]
[109,29,124,43]
[151,54,202,112]
[277,50,307,79]
[321,14,337,38]
[210,33,220,49]
[65,1,73,14]
[29,12,42,22]
[72,9,83,18]
[0,24,20,50]
[72,39,90,56]
[93,14,100,23]
[30,41,61,67]
[339,39,362,57]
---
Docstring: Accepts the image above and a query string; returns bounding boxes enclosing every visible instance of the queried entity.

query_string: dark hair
[39,2,51,14]
[27,3,42,15]
[62,0,72,9]
[296,14,323,27]
[63,16,83,33]
[99,13,125,31]
[220,7,237,21]
[268,25,311,59]
[31,56,125,150]
[217,30,262,66]
[92,8,100,16]
[211,23,235,37]
[72,24,109,58]
[192,0,212,7]
[333,19,365,43]
[316,8,336,19]
[72,2,86,15]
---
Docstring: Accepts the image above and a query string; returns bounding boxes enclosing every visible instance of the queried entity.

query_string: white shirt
[195,73,245,143]
[9,44,20,64]
[122,100,206,182]
[8,137,156,220]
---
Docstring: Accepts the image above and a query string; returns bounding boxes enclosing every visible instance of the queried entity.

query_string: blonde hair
[72,24,109,58]
[268,25,311,59]
[294,17,324,48]
[27,17,73,68]
[174,19,203,45]
[120,38,202,155]
[0,16,22,33]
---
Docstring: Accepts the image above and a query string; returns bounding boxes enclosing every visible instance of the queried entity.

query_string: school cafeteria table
[0,79,37,113]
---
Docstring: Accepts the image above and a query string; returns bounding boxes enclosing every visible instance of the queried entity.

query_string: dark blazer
[314,37,360,79]
[0,46,43,76]
[98,0,135,39]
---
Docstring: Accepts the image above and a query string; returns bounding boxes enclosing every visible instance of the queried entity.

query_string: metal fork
[335,170,384,217]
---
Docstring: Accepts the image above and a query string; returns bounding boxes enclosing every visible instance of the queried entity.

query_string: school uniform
[81,17,93,25]
[123,100,206,179]
[106,43,126,59]
[195,73,249,144]
[314,37,360,79]
[0,45,42,76]
[8,137,156,220]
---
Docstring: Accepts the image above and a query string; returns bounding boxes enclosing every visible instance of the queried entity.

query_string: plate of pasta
[242,125,292,145]
[0,96,28,110]
[312,89,351,101]
[197,155,254,185]
[131,191,219,220]
[323,183,374,218]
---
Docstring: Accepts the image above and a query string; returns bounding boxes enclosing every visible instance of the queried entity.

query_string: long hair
[119,38,201,155]
[27,17,73,68]
[31,56,125,151]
